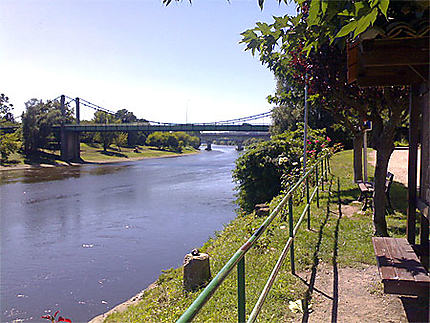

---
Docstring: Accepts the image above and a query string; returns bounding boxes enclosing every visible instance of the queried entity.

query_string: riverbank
[0,143,199,171]
[94,150,415,322]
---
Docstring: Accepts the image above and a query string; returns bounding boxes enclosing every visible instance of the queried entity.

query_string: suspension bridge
[1,95,272,160]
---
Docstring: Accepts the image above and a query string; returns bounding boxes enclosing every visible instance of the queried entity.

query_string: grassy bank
[103,150,408,322]
[0,143,198,168]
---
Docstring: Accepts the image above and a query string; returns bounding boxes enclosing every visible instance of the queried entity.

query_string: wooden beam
[361,37,430,67]
[407,84,421,244]
[356,65,429,87]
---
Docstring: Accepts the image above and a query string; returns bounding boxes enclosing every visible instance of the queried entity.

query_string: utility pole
[303,74,309,174]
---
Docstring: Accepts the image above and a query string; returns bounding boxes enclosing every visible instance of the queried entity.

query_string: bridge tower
[60,95,81,161]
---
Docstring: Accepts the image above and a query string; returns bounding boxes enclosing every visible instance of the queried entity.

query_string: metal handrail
[177,152,331,323]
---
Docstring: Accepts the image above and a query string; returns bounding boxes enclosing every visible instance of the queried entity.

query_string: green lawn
[79,143,198,162]
[0,143,198,167]
[104,150,409,322]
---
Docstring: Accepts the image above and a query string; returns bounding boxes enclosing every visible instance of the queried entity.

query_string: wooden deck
[372,237,430,297]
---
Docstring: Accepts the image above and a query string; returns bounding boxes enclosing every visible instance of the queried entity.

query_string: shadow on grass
[389,181,408,214]
[300,179,337,323]
[297,176,344,323]
[98,150,128,158]
[0,159,21,166]
[23,151,66,165]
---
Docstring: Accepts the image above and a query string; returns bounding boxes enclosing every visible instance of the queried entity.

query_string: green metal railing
[177,153,332,323]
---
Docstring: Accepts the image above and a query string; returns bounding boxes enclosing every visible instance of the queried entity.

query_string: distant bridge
[200,132,270,150]
[0,95,272,160]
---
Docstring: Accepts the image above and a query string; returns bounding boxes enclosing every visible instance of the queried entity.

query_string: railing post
[288,196,295,275]
[327,155,331,173]
[238,257,246,323]
[321,159,325,191]
[324,157,328,181]
[338,177,341,213]
[306,178,310,229]
[316,165,320,208]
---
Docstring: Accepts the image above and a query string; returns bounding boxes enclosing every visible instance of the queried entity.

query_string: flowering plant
[41,311,72,323]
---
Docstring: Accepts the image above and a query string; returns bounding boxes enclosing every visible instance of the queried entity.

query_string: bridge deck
[53,123,270,133]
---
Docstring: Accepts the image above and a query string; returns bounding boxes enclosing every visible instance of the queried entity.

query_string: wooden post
[418,82,429,264]
[407,84,420,245]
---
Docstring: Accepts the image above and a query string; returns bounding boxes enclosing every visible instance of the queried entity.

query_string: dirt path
[369,148,420,187]
[291,173,429,323]
[296,263,428,323]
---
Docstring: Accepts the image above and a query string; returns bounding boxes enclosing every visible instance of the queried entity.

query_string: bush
[146,132,200,152]
[233,126,331,212]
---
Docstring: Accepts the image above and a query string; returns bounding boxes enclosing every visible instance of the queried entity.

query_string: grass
[79,143,198,162]
[0,143,198,167]
[104,149,409,322]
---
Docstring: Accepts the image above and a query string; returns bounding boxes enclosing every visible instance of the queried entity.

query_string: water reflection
[0,164,132,185]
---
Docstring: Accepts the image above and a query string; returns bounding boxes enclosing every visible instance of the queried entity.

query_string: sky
[0,0,296,123]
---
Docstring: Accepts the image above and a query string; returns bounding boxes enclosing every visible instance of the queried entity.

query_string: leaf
[256,22,272,35]
[308,0,321,26]
[335,20,358,38]
[321,0,328,15]
[259,0,264,10]
[379,0,390,17]
[353,7,378,38]
[338,9,354,17]
[354,1,366,15]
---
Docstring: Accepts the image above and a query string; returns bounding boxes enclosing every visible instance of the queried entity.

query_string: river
[0,145,239,322]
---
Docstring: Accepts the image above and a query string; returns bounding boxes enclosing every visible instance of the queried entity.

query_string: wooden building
[347,22,429,297]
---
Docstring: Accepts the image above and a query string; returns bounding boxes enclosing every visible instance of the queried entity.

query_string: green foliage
[92,111,119,151]
[21,99,74,154]
[0,130,21,162]
[113,132,128,151]
[233,126,330,212]
[146,132,200,152]
[0,93,15,123]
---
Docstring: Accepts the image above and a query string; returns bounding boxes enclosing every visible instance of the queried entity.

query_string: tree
[115,109,139,146]
[0,131,21,162]
[113,132,128,151]
[0,93,15,123]
[21,99,73,154]
[240,1,419,236]
[92,111,118,151]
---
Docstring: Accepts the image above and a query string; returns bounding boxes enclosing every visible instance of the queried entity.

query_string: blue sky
[0,0,295,123]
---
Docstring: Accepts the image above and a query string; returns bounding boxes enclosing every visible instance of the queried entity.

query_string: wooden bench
[372,237,430,297]
[357,172,394,211]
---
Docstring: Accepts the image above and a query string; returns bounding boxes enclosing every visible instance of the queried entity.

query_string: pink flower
[326,137,331,142]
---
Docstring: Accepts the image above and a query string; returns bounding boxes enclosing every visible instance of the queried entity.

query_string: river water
[0,145,239,322]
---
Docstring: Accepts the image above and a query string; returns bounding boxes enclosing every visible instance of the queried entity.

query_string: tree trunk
[373,143,393,236]
[353,132,363,183]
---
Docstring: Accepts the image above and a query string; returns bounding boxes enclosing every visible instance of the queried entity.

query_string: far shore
[0,150,200,172]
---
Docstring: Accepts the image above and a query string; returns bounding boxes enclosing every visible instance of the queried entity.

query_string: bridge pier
[60,128,80,161]
[236,142,244,151]
[205,141,212,151]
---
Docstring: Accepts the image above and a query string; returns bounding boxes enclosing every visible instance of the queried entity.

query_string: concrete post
[236,142,243,151]
[183,249,211,291]
[205,141,212,151]
[60,130,80,161]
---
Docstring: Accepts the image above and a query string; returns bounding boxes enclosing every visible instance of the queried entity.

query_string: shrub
[233,125,331,212]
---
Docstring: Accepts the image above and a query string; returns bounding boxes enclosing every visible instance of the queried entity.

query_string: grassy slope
[105,150,408,322]
[1,143,198,167]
